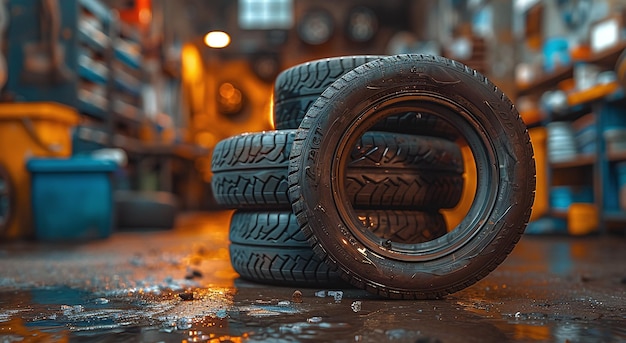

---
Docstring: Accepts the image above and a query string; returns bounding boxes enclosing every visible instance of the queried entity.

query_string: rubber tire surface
[229,209,447,287]
[230,210,448,247]
[274,56,385,130]
[229,243,347,287]
[288,54,536,299]
[211,130,464,210]
[230,210,344,287]
[274,55,458,139]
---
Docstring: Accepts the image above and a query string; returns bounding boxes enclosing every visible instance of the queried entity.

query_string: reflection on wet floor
[0,211,625,342]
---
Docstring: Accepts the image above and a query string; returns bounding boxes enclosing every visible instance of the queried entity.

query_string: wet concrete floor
[0,211,625,342]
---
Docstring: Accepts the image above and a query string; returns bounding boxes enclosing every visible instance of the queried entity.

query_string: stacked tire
[213,55,534,298]
[212,56,466,287]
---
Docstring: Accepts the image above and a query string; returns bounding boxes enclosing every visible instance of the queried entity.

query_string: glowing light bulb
[204,31,231,48]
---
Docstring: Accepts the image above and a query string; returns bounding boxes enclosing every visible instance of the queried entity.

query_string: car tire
[274,55,458,139]
[229,209,448,286]
[288,54,536,299]
[211,130,464,210]
[274,56,385,130]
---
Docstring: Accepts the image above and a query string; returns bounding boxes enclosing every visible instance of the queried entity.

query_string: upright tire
[288,54,536,299]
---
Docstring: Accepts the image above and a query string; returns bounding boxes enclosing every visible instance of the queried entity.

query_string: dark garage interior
[0,0,625,342]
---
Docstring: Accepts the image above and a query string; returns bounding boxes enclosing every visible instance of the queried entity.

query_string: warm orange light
[219,83,236,98]
[195,131,217,148]
[138,8,151,25]
[268,92,275,129]
[204,31,231,48]
[181,43,203,82]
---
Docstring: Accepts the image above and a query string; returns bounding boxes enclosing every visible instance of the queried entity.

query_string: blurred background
[2,0,626,240]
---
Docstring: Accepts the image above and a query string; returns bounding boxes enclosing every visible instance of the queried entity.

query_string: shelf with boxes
[545,109,597,226]
[517,42,626,234]
[4,0,146,143]
[110,21,144,128]
[5,0,109,120]
[76,0,112,121]
[518,43,626,98]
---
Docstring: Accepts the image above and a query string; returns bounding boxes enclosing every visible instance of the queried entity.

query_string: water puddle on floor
[1,284,625,342]
[0,285,237,342]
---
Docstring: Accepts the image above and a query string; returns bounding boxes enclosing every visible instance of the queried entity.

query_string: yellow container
[0,102,79,239]
[567,203,598,236]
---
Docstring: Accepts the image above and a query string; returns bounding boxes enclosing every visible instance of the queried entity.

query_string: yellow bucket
[567,203,598,236]
[0,102,79,239]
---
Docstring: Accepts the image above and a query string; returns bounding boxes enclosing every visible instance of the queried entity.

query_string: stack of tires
[212,55,465,287]
[212,55,535,299]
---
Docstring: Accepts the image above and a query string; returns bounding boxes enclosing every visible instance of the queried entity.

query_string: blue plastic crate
[549,185,594,211]
[27,158,117,241]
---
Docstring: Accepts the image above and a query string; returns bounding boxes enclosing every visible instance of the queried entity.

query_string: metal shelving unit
[519,43,626,233]
[5,0,144,137]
